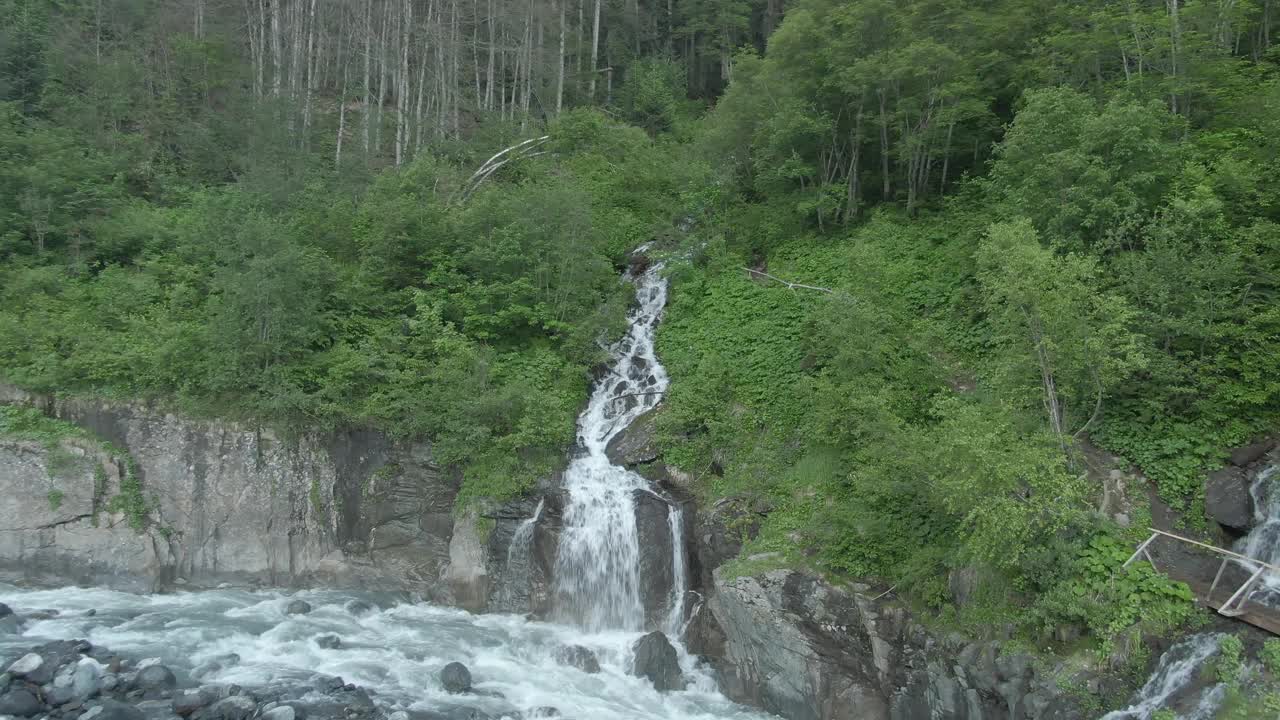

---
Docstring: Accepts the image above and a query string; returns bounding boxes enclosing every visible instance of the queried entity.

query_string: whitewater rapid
[553,257,686,634]
[0,585,770,720]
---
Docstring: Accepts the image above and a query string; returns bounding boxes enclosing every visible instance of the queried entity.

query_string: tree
[977,219,1147,453]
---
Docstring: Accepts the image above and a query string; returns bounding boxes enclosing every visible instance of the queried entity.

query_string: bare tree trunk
[485,0,496,110]
[195,0,205,38]
[337,45,351,167]
[362,0,373,154]
[302,0,318,139]
[375,0,390,154]
[588,0,601,101]
[451,0,461,135]
[396,0,412,165]
[1168,0,1181,114]
[271,0,283,96]
[556,0,566,113]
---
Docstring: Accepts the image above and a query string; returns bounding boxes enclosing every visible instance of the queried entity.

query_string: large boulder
[7,653,43,678]
[440,662,473,694]
[553,645,601,674]
[0,688,42,717]
[630,631,685,692]
[634,490,678,628]
[1206,466,1254,531]
[285,599,313,615]
[83,699,146,720]
[208,695,258,720]
[1230,439,1276,467]
[132,664,178,694]
[605,408,661,466]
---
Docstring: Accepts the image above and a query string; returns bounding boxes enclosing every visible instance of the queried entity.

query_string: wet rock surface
[695,568,1096,720]
[630,632,685,692]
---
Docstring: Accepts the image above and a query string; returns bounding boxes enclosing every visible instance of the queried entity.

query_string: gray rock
[1230,439,1276,466]
[344,601,374,616]
[0,688,42,716]
[172,688,218,717]
[208,695,258,720]
[0,387,458,594]
[88,699,147,720]
[285,600,313,615]
[552,645,600,674]
[102,674,120,691]
[133,664,177,694]
[72,659,104,701]
[7,653,43,677]
[604,407,660,466]
[0,671,9,691]
[629,632,685,692]
[0,601,11,617]
[262,706,296,720]
[316,635,342,649]
[633,490,678,628]
[1206,466,1253,531]
[439,662,472,694]
[0,614,23,634]
[526,708,561,718]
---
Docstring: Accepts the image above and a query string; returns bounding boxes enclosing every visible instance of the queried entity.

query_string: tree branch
[742,267,833,294]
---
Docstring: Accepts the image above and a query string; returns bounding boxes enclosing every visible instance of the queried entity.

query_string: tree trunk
[271,0,283,96]
[362,0,373,154]
[396,0,411,165]
[588,0,601,101]
[556,0,566,113]
[302,0,318,139]
[486,0,496,110]
[1168,0,1181,114]
[336,47,350,167]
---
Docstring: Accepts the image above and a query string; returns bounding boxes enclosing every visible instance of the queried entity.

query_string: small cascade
[493,499,546,612]
[665,503,688,637]
[1101,634,1224,720]
[553,254,683,633]
[1235,462,1280,605]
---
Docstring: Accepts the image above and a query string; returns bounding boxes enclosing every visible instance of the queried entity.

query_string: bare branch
[742,267,833,294]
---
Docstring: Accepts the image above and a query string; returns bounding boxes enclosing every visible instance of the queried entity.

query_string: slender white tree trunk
[271,0,283,96]
[556,0,565,113]
[588,0,601,101]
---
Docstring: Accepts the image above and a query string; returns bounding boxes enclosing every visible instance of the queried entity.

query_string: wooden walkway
[1127,528,1280,636]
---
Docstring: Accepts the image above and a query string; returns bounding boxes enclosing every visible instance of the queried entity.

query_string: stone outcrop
[1205,466,1253,531]
[693,569,1091,720]
[0,385,461,596]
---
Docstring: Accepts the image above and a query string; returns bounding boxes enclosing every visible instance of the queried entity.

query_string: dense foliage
[2,0,1279,694]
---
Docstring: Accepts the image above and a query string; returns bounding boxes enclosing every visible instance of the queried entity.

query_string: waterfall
[553,255,682,633]
[1235,462,1280,605]
[665,502,689,638]
[494,499,545,612]
[1101,634,1225,720]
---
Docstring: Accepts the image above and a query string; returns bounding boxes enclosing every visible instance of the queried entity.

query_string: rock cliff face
[691,569,1089,720]
[0,385,468,597]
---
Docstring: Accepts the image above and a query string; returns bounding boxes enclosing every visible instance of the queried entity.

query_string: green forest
[1,0,1279,707]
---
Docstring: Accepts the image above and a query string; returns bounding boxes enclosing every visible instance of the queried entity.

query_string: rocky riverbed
[0,586,768,720]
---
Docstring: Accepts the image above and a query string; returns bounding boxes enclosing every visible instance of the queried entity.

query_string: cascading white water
[0,584,771,720]
[1235,463,1280,604]
[494,499,546,612]
[553,256,683,634]
[1101,634,1225,720]
[666,504,689,636]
